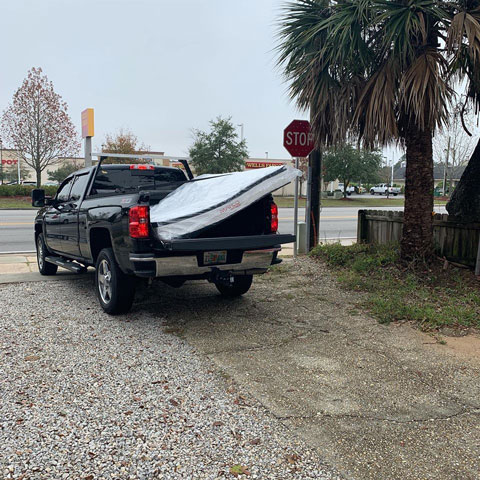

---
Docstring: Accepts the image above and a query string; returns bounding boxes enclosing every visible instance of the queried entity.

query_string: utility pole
[443,136,451,196]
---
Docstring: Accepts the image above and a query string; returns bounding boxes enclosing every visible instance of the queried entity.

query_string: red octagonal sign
[283,120,314,157]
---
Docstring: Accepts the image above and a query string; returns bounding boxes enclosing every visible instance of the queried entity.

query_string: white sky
[1,0,402,162]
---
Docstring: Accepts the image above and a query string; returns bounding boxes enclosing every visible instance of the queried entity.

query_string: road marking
[0,222,32,226]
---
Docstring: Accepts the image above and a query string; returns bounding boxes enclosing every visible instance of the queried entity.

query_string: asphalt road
[0,205,446,254]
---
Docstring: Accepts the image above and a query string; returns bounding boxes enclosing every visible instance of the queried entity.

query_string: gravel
[0,278,341,479]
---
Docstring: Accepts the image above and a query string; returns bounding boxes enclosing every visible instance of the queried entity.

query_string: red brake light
[129,205,149,238]
[270,202,278,233]
[130,164,154,170]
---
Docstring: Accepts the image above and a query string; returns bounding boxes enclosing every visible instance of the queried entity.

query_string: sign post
[283,120,315,254]
[81,108,95,167]
[293,157,299,257]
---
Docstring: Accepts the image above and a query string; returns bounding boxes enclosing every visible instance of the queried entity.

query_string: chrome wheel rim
[37,237,44,270]
[98,259,112,304]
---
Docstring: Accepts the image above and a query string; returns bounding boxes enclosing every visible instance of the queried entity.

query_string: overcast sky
[1,0,401,162]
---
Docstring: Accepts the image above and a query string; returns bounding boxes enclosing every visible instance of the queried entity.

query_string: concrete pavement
[0,239,358,284]
[149,258,480,480]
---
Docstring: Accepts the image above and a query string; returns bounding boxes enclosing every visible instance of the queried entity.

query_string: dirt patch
[433,332,480,362]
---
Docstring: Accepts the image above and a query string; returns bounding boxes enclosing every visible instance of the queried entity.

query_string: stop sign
[283,120,314,157]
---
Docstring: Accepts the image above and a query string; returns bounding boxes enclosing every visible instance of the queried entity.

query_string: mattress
[150,165,301,241]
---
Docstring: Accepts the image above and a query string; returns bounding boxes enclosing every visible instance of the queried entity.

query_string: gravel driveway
[0,278,341,479]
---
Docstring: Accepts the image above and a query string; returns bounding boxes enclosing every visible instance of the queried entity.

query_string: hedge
[0,185,58,197]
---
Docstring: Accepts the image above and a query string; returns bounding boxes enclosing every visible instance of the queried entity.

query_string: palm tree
[277,0,480,260]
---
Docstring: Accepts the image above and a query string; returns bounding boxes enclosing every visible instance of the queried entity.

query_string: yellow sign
[81,108,94,138]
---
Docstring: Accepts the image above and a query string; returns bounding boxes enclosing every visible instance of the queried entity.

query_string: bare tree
[1,68,80,186]
[102,128,150,163]
[433,100,478,193]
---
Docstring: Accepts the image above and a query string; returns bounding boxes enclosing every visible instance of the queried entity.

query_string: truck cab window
[89,167,186,196]
[56,178,74,202]
[69,173,90,202]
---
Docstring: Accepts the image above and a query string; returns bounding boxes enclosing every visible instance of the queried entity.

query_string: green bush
[0,184,58,197]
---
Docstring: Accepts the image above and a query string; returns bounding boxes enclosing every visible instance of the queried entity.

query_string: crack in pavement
[273,408,480,425]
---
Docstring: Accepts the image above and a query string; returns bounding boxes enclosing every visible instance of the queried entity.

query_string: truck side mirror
[32,189,45,207]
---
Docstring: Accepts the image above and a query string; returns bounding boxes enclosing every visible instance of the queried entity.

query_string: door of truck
[61,172,91,257]
[44,177,74,253]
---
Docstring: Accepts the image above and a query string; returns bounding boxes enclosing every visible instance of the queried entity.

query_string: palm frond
[400,48,452,130]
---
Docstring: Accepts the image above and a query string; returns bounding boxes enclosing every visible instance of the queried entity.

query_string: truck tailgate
[160,234,295,252]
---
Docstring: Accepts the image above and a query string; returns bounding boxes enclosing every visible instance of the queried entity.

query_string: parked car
[32,164,294,314]
[337,183,356,195]
[370,184,401,196]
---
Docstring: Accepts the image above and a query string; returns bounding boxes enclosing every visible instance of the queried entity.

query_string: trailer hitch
[208,268,234,286]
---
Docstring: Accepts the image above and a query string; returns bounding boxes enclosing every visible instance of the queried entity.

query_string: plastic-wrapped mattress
[150,165,301,241]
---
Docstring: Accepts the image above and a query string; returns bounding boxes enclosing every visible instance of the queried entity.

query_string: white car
[370,184,401,195]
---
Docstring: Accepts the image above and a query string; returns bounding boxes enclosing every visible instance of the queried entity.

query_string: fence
[357,210,480,269]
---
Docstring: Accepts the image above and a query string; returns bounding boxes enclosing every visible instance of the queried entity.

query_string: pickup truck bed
[32,164,294,314]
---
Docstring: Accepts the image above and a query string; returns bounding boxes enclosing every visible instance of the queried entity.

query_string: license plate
[203,250,227,265]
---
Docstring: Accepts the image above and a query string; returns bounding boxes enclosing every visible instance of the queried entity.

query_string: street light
[237,124,244,142]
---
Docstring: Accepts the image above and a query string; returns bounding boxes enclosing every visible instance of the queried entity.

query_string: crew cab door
[62,172,91,257]
[44,176,74,253]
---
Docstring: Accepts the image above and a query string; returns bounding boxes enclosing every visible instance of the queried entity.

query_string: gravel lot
[0,278,341,480]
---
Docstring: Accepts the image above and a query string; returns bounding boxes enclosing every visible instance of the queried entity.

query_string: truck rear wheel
[36,233,58,275]
[215,274,253,297]
[96,248,135,314]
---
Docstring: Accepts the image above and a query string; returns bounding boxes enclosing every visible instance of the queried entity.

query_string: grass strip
[0,197,35,209]
[310,242,480,330]
[273,196,447,208]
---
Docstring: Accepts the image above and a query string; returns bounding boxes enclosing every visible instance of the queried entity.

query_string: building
[393,165,466,188]
[0,148,84,184]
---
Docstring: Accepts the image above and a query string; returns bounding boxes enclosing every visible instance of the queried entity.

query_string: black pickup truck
[32,164,294,314]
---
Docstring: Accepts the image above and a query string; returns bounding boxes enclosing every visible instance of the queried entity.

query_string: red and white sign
[2,159,18,166]
[283,120,314,157]
[245,161,284,169]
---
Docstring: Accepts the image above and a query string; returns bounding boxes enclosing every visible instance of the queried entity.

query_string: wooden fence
[357,210,480,268]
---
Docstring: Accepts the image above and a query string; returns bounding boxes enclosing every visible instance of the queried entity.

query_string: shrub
[0,184,58,197]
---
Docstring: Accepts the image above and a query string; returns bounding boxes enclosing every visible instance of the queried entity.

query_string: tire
[36,233,58,275]
[393,193,398,196]
[95,248,135,314]
[215,274,253,298]
[370,190,375,195]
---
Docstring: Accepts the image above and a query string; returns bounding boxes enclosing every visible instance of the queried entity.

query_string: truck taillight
[129,205,149,238]
[270,202,278,233]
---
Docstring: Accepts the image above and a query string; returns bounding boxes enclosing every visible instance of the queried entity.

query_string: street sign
[283,120,314,157]
[81,108,94,138]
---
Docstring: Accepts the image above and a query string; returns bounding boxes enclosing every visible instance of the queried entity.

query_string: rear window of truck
[89,167,186,195]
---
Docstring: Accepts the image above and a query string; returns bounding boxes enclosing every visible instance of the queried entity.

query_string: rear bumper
[130,248,280,277]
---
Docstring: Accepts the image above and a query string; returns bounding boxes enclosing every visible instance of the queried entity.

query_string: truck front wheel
[36,233,58,276]
[96,248,135,314]
[215,275,253,297]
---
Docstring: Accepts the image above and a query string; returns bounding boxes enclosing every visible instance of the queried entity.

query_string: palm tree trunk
[401,125,434,260]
